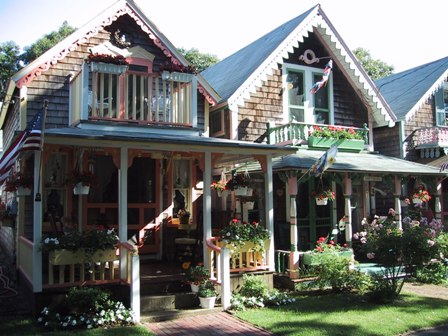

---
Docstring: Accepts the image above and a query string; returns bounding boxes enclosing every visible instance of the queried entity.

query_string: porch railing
[70,65,196,126]
[267,122,369,146]
[413,126,448,148]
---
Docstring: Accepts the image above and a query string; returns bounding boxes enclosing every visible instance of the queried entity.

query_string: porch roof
[43,126,296,155]
[272,149,447,176]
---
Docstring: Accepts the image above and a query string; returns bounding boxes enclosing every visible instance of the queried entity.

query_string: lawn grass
[235,291,448,336]
[0,318,154,336]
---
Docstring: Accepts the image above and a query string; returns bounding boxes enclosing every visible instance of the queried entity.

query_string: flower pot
[190,283,199,293]
[412,198,422,204]
[246,188,253,196]
[16,186,31,196]
[234,186,248,196]
[217,190,228,198]
[400,200,409,207]
[73,183,90,195]
[315,197,328,205]
[90,62,128,75]
[244,201,255,210]
[199,296,216,309]
[179,216,190,225]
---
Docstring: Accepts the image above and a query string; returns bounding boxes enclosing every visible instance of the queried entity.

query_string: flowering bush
[85,51,128,65]
[353,208,443,301]
[219,219,269,250]
[309,125,364,140]
[185,264,210,285]
[313,236,350,253]
[37,287,134,331]
[210,180,227,192]
[311,189,335,201]
[159,60,197,74]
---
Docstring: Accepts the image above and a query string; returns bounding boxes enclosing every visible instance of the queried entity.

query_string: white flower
[427,240,435,247]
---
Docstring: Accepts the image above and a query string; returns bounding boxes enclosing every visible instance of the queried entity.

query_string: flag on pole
[0,109,43,185]
[310,60,333,94]
[310,144,338,177]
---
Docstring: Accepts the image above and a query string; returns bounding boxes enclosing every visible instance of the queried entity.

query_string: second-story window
[435,81,448,126]
[283,63,333,125]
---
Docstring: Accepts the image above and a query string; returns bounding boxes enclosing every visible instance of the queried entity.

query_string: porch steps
[140,306,222,323]
[141,292,199,312]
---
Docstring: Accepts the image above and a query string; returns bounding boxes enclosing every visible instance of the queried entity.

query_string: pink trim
[126,57,153,73]
[206,236,221,253]
[198,83,217,106]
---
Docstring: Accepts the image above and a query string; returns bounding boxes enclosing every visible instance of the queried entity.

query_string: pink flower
[367,252,375,259]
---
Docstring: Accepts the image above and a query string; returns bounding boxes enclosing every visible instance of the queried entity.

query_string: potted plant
[69,170,94,195]
[210,179,228,197]
[185,264,210,292]
[219,218,270,251]
[4,172,32,195]
[308,125,366,151]
[412,186,431,204]
[226,171,251,195]
[197,280,217,309]
[311,189,335,205]
[177,208,191,224]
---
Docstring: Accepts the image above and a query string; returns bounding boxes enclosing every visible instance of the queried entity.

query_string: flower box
[16,186,31,196]
[49,249,85,266]
[225,240,270,254]
[244,201,255,210]
[302,250,354,266]
[73,183,90,195]
[90,62,128,75]
[315,197,328,205]
[308,136,365,152]
[90,249,118,263]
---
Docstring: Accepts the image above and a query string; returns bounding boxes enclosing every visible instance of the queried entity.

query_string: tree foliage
[0,21,76,102]
[178,47,219,73]
[353,47,394,80]
[20,21,76,65]
[0,41,21,101]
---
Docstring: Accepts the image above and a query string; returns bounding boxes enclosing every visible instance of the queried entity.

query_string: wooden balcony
[70,64,197,127]
[413,126,448,148]
[267,122,369,147]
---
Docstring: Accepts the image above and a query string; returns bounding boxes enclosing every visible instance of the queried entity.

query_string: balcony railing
[70,64,196,126]
[267,122,369,146]
[413,126,448,148]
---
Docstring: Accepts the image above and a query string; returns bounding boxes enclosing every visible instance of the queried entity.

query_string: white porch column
[191,76,198,128]
[287,176,299,278]
[203,151,212,269]
[331,180,338,242]
[264,154,274,272]
[394,176,402,229]
[119,147,128,278]
[344,173,353,246]
[435,179,443,221]
[219,246,231,310]
[33,151,43,292]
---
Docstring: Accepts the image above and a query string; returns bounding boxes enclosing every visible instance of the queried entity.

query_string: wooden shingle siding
[373,125,401,158]
[236,31,369,142]
[20,14,205,131]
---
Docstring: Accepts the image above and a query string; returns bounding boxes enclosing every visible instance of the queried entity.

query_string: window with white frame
[283,63,333,124]
[435,81,448,126]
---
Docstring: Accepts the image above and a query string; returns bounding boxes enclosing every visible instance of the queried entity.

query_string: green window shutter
[435,86,445,126]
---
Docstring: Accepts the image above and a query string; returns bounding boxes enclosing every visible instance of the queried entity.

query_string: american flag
[0,109,43,185]
[310,60,333,94]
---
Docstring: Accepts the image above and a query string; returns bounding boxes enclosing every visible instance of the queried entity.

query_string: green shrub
[415,262,448,285]
[239,274,269,298]
[365,273,403,303]
[37,287,134,331]
[308,254,370,293]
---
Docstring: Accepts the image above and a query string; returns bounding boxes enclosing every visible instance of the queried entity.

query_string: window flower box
[308,136,365,152]
[49,249,85,266]
[90,62,128,75]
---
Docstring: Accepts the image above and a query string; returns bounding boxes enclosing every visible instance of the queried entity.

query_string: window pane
[287,71,304,107]
[314,111,329,124]
[289,108,304,122]
[313,73,329,109]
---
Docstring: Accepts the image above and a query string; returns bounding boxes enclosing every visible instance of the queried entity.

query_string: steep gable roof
[375,56,448,121]
[202,5,396,127]
[1,0,219,127]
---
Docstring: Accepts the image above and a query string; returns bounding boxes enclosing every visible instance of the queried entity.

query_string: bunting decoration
[0,106,44,186]
[310,60,333,94]
[310,144,338,177]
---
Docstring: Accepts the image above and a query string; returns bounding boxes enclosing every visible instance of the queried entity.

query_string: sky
[0,0,446,73]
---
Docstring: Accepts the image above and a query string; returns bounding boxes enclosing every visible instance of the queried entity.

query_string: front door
[296,178,333,250]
